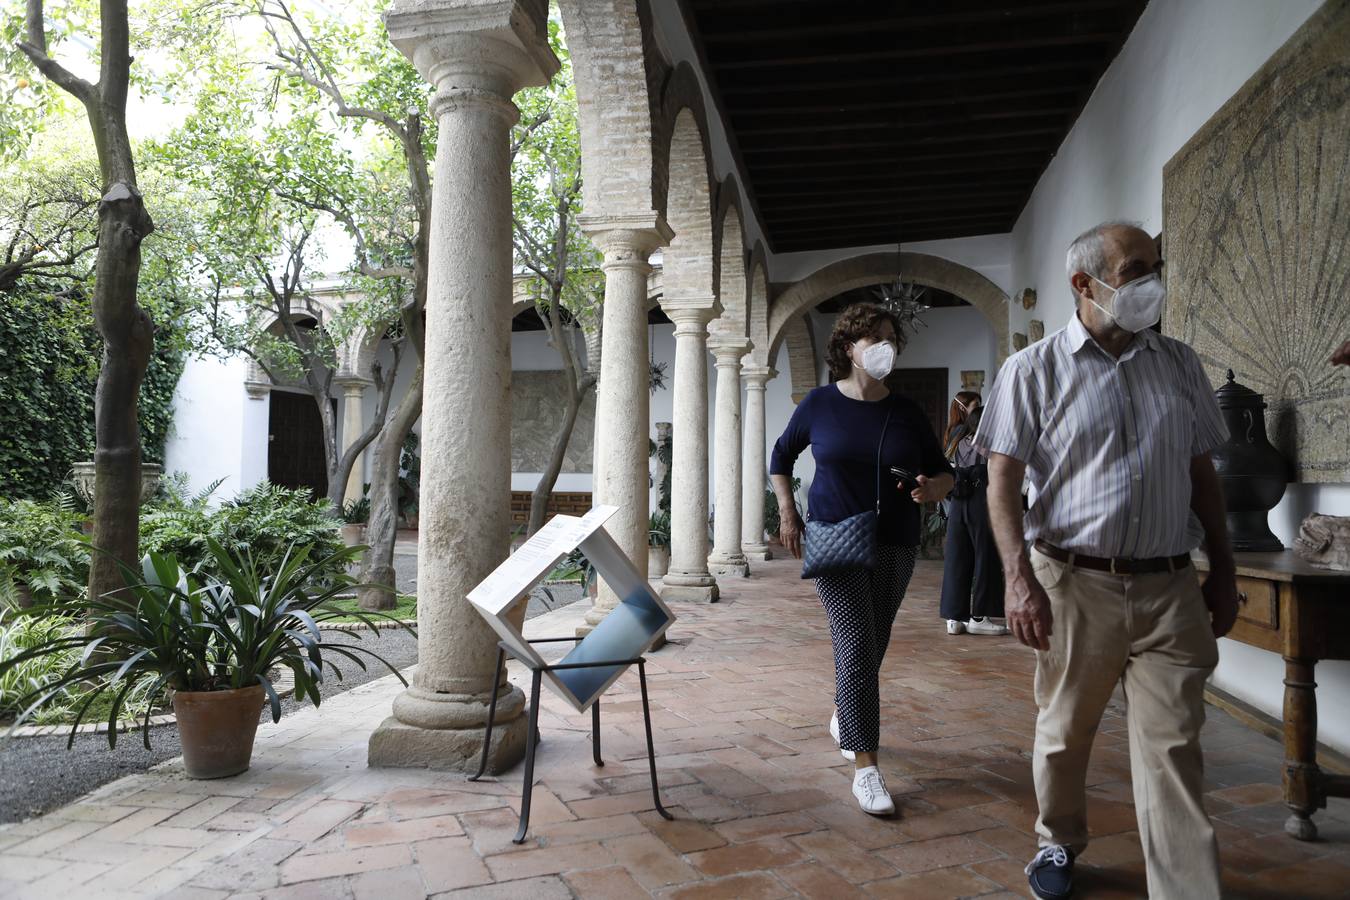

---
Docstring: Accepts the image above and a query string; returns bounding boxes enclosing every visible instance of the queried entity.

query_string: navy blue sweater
[770,384,953,546]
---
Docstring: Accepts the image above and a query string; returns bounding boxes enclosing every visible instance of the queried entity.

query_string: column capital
[741,364,777,387]
[384,0,558,102]
[708,334,751,364]
[577,212,673,263]
[663,301,720,330]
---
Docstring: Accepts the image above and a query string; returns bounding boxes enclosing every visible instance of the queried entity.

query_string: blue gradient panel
[554,591,671,708]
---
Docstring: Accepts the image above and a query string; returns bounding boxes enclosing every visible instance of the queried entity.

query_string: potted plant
[341,485,371,547]
[648,511,671,579]
[0,540,411,778]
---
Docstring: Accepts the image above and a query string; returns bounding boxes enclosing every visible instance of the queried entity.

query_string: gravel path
[0,583,583,824]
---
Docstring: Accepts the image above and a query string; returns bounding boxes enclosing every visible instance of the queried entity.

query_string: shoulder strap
[874,400,895,514]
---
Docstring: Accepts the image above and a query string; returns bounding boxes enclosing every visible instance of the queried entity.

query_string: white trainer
[946,619,966,635]
[829,710,856,761]
[967,616,1010,635]
[852,766,895,816]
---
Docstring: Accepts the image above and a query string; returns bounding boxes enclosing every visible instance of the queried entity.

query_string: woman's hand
[779,506,805,559]
[909,473,953,504]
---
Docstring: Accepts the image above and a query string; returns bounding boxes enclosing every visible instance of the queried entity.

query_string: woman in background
[939,392,1008,635]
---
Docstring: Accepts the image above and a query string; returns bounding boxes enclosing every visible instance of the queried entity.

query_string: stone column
[368,0,557,773]
[740,364,776,562]
[707,335,750,577]
[336,377,371,504]
[575,216,672,638]
[662,305,720,602]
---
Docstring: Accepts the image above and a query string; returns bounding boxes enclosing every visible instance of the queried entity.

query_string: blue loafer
[1025,844,1074,900]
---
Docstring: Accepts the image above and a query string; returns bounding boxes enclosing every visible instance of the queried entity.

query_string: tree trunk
[358,364,423,610]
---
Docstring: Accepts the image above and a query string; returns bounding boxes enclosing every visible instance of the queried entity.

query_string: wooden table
[1196,551,1350,840]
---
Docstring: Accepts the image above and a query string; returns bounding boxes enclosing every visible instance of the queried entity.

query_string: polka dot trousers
[814,544,918,753]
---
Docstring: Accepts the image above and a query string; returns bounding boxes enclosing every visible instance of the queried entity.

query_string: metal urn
[1211,370,1288,552]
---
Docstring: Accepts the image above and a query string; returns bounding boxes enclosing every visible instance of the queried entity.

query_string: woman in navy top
[769,302,953,816]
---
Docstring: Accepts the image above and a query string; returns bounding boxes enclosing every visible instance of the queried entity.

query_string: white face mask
[1087,272,1166,333]
[855,340,897,380]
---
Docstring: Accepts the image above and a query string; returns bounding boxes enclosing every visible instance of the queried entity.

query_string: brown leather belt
[1033,540,1191,575]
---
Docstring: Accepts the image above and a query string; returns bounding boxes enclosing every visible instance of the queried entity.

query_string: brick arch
[746,241,771,367]
[767,252,1009,364]
[712,178,749,341]
[652,62,719,306]
[781,314,818,404]
[556,0,660,219]
[658,109,718,305]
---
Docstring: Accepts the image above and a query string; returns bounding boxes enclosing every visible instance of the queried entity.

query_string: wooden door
[887,367,948,441]
[268,391,331,500]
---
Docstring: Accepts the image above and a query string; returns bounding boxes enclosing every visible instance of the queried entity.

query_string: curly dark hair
[825,302,905,381]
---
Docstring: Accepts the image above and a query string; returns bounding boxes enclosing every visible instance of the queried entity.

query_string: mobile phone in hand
[889,465,919,491]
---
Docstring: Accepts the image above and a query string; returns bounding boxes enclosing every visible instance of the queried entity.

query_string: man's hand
[1331,339,1350,367]
[1202,566,1240,638]
[909,473,952,504]
[779,507,804,559]
[1005,557,1053,651]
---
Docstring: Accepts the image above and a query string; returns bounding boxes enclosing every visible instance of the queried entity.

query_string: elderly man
[975,221,1238,900]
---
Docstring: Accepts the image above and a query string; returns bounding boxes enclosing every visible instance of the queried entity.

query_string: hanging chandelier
[873,277,930,337]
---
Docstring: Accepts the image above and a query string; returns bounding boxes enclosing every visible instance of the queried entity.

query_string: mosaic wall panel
[1163,0,1349,483]
[510,370,595,474]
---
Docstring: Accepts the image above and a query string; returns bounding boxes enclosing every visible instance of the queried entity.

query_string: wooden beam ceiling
[684,0,1149,252]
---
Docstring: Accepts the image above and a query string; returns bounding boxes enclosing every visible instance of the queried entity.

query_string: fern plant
[0,498,89,607]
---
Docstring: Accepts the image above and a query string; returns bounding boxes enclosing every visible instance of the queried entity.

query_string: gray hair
[1065,220,1143,281]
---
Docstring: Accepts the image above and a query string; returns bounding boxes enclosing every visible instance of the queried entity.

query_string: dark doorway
[887,367,948,440]
[268,391,331,500]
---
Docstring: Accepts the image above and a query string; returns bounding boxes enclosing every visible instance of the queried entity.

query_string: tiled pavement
[2,556,1348,899]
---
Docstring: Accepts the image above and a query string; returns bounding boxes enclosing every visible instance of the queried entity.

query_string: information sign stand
[465,507,676,843]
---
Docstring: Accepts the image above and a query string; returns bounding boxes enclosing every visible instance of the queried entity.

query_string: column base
[368,714,526,773]
[708,553,750,578]
[661,571,720,603]
[369,683,527,773]
[742,543,773,562]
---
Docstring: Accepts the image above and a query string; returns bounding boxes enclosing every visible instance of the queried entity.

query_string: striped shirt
[974,314,1228,558]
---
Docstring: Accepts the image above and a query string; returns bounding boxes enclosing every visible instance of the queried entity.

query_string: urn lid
[1214,369,1266,410]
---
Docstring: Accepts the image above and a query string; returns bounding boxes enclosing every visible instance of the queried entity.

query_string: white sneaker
[946,619,966,635]
[967,617,1010,636]
[829,710,856,761]
[852,766,895,816]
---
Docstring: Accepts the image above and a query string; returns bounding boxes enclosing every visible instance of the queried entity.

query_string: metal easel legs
[469,643,672,844]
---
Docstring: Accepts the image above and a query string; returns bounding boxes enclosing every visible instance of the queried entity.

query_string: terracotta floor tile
[660,871,792,900]
[863,865,1002,898]
[777,860,869,899]
[877,833,1004,874]
[564,865,650,899]
[687,836,806,878]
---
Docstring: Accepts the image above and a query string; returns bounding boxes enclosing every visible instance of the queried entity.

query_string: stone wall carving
[1163,0,1349,483]
[510,371,595,473]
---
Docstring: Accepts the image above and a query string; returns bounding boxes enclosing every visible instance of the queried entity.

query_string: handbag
[800,402,894,579]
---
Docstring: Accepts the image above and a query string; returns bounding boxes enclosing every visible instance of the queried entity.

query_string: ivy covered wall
[0,288,184,499]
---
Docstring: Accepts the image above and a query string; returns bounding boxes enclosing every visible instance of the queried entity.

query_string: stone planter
[70,461,163,506]
[648,546,670,579]
[340,523,366,548]
[172,684,265,779]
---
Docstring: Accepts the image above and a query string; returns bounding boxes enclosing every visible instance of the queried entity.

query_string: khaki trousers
[1030,548,1221,900]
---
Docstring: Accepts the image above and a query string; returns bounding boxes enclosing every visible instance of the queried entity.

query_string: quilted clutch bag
[801,510,879,578]
[799,401,894,580]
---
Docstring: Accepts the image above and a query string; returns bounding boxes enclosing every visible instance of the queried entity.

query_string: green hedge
[0,288,184,499]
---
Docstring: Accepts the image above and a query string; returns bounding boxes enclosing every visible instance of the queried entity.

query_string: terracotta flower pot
[172,684,265,779]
